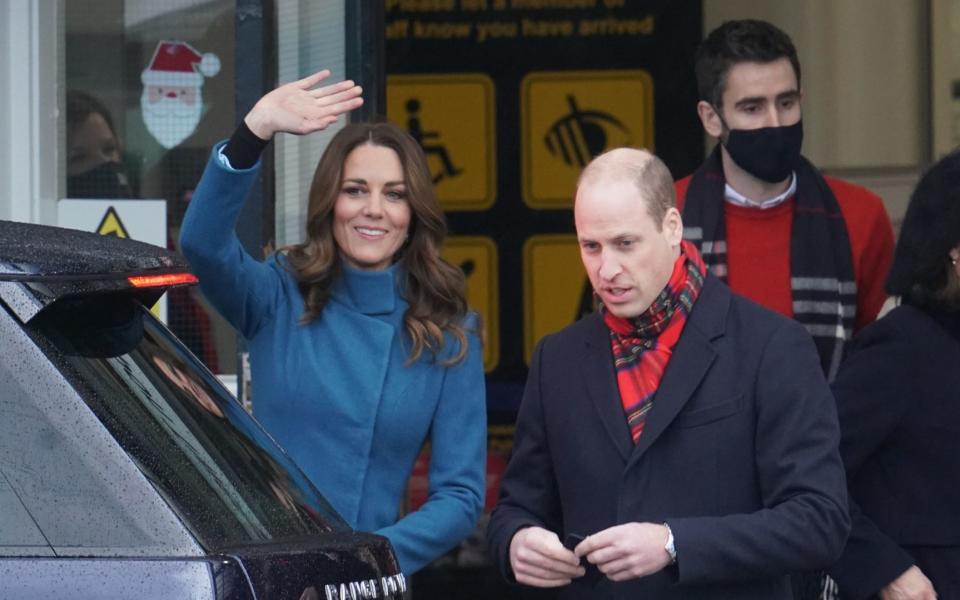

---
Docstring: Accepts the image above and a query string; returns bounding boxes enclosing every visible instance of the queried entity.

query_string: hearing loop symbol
[545,95,632,167]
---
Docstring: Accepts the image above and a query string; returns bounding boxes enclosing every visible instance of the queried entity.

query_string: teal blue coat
[180,145,486,574]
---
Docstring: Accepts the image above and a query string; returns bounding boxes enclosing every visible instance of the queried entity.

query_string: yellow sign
[96,206,130,238]
[95,205,162,317]
[521,70,654,209]
[523,234,590,365]
[387,74,496,211]
[442,236,499,372]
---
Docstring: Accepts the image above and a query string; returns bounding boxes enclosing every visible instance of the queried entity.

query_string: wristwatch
[663,522,677,564]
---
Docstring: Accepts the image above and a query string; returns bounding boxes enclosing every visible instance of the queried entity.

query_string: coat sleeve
[486,336,564,583]
[375,322,487,575]
[179,142,284,339]
[826,319,916,599]
[668,319,851,583]
[829,179,895,333]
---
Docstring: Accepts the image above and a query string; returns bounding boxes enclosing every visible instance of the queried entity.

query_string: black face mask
[67,161,134,199]
[721,119,804,184]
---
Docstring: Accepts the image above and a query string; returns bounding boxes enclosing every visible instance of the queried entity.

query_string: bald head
[574,148,684,318]
[577,148,676,229]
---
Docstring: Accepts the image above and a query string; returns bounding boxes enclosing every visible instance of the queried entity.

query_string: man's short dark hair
[695,19,801,110]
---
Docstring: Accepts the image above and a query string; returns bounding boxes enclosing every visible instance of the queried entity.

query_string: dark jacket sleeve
[486,336,564,583]
[827,317,916,599]
[668,318,851,583]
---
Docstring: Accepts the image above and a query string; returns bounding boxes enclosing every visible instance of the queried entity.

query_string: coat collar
[330,263,401,316]
[580,275,730,465]
[580,314,633,461]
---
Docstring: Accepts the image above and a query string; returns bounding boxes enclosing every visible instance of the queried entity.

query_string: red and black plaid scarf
[602,241,707,444]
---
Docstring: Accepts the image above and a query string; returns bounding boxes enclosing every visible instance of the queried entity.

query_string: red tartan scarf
[602,241,707,444]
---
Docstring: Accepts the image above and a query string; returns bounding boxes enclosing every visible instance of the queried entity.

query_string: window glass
[0,306,195,557]
[274,0,347,246]
[26,294,348,553]
[64,0,238,374]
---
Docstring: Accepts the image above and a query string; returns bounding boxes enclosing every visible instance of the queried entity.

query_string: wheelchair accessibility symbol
[387,74,496,211]
[406,98,464,184]
[522,70,654,209]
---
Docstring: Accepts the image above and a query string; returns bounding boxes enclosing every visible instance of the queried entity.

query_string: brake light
[127,273,199,288]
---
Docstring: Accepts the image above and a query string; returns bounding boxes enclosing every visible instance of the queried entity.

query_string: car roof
[0,219,196,321]
[0,219,186,279]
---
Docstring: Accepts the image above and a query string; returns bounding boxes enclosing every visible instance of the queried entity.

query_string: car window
[0,477,56,556]
[0,305,197,557]
[25,293,348,553]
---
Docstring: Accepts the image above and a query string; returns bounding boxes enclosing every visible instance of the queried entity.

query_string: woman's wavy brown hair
[281,121,471,364]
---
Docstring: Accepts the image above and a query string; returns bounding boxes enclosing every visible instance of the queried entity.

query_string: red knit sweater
[675,175,895,333]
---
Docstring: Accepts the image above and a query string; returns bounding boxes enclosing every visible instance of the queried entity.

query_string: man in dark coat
[487,147,850,599]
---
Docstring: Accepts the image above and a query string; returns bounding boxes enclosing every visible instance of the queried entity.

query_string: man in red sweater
[676,19,894,381]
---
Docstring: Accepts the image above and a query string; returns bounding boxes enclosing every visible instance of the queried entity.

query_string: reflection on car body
[0,220,407,599]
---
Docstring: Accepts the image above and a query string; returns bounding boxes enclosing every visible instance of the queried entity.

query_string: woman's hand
[244,69,363,140]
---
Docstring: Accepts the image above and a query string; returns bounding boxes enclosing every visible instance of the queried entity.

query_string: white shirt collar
[724,172,797,209]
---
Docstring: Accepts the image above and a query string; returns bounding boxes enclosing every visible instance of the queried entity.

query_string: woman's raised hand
[244,70,364,140]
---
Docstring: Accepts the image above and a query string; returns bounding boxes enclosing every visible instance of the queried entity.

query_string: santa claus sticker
[141,41,220,149]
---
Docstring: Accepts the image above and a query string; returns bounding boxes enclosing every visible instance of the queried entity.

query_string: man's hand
[574,522,672,582]
[880,565,937,600]
[244,70,364,140]
[509,526,585,588]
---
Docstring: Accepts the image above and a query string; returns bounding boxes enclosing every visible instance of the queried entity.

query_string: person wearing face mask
[179,70,486,577]
[66,90,135,199]
[66,92,220,368]
[675,19,895,382]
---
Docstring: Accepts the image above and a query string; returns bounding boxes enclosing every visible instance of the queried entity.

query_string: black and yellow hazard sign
[96,205,162,317]
[96,206,130,238]
[442,236,499,372]
[521,70,654,209]
[387,74,496,211]
[523,234,590,366]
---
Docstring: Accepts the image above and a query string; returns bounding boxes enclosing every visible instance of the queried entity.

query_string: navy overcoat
[488,275,850,599]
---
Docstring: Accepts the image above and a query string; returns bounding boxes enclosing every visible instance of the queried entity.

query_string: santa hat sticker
[141,41,220,149]
[141,41,220,87]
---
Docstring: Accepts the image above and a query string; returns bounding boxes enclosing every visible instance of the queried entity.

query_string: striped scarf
[682,146,856,381]
[603,241,707,444]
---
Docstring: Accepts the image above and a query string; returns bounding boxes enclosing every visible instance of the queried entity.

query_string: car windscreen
[26,293,349,551]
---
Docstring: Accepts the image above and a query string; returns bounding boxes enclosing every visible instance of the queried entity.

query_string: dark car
[0,220,408,599]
